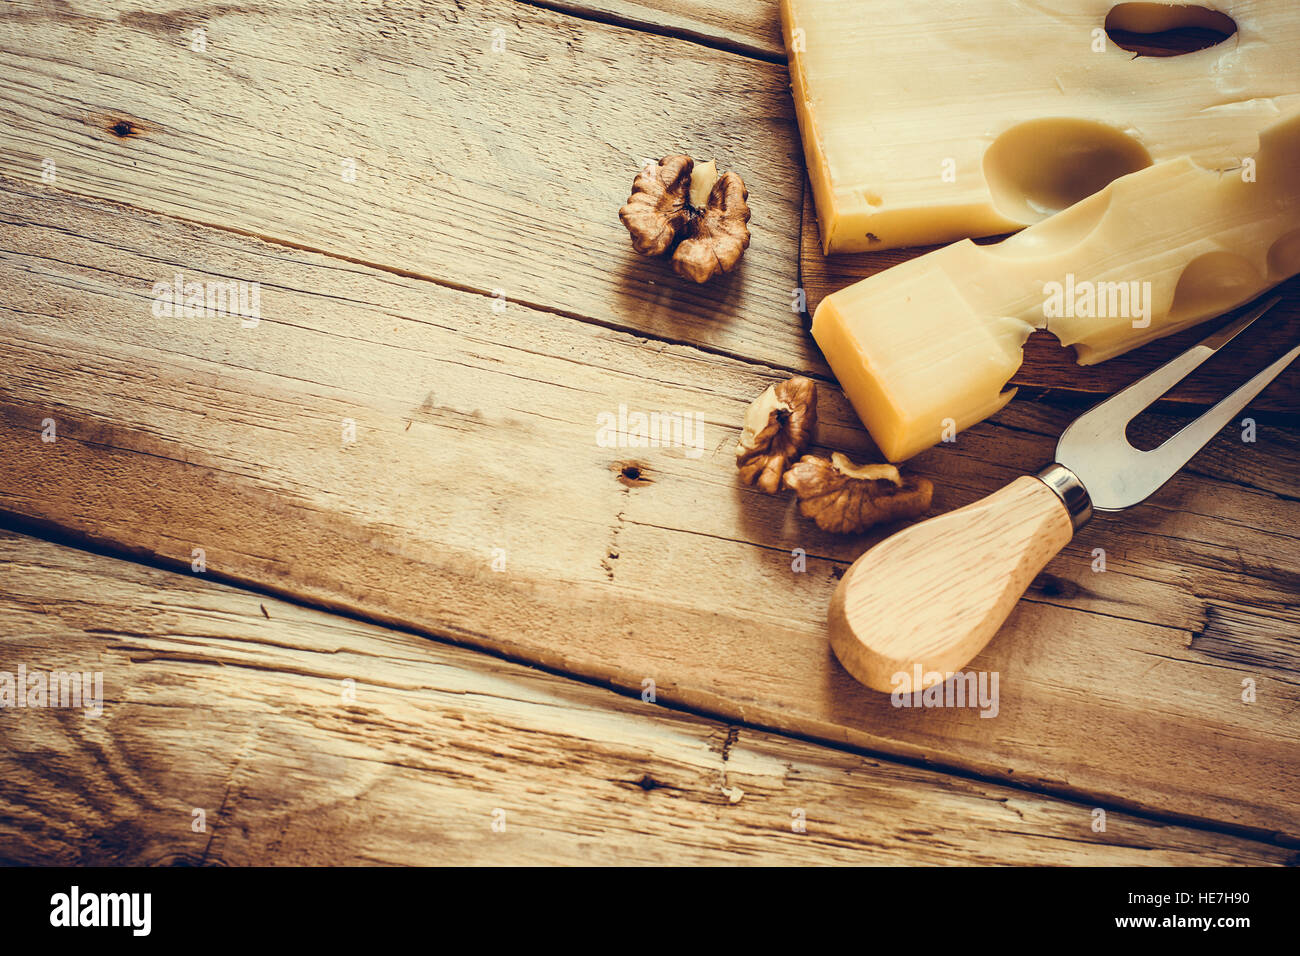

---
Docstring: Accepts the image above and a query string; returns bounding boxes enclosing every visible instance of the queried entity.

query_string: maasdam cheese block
[812,111,1300,462]
[781,0,1300,252]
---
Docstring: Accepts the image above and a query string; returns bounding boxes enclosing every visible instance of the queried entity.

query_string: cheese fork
[829,295,1297,694]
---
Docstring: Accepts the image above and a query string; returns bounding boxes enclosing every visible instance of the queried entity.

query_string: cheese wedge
[813,112,1300,462]
[781,0,1300,252]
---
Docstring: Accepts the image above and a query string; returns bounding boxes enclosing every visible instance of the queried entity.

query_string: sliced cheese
[781,0,1300,252]
[813,112,1300,462]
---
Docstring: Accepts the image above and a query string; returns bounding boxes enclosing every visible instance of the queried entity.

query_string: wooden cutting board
[799,185,1300,414]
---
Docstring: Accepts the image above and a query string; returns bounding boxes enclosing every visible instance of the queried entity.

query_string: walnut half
[736,376,817,494]
[782,452,933,534]
[619,155,751,283]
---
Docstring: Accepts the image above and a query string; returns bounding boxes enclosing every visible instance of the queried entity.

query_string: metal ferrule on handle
[1034,463,1092,531]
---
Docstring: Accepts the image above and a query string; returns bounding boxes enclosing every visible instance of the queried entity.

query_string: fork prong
[1077,295,1283,429]
[1056,293,1292,512]
[1150,338,1300,479]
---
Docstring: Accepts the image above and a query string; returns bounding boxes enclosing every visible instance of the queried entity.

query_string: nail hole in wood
[614,461,651,487]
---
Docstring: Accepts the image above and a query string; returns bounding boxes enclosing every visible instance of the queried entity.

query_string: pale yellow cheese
[813,112,1300,462]
[781,0,1300,252]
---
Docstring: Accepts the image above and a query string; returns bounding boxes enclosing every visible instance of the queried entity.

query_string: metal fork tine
[1056,293,1293,512]
[1078,296,1283,429]
[1150,337,1300,477]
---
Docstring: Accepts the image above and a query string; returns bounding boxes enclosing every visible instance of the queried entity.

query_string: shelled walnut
[782,452,933,535]
[619,155,750,283]
[735,376,817,494]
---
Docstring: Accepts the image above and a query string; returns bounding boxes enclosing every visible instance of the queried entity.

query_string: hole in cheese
[983,118,1152,225]
[1267,229,1300,279]
[1168,251,1262,322]
[981,189,1113,260]
[1105,3,1238,57]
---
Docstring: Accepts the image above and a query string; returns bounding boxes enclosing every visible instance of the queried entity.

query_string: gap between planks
[515,0,786,63]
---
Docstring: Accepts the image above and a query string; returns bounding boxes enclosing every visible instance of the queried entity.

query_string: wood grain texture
[0,0,816,374]
[2,178,1298,841]
[831,477,1075,693]
[6,528,1288,865]
[797,184,1300,414]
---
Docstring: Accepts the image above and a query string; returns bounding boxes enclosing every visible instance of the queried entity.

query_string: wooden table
[0,0,1296,865]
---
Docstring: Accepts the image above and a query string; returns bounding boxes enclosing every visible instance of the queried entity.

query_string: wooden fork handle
[828,475,1076,693]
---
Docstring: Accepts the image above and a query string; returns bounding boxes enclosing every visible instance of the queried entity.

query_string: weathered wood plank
[2,179,1298,839]
[5,527,1287,865]
[0,0,814,373]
